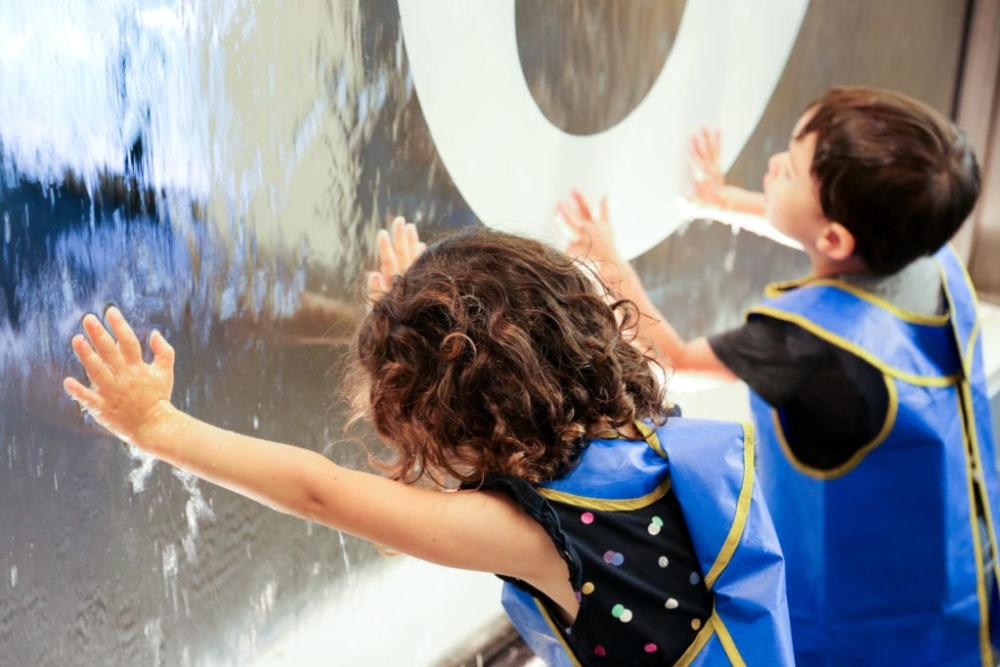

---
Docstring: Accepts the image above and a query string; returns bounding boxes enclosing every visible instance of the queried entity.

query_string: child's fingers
[599,196,609,223]
[83,314,125,369]
[404,223,420,264]
[72,334,114,388]
[690,155,706,182]
[377,229,399,277]
[63,377,102,412]
[570,189,593,221]
[391,216,407,259]
[691,133,706,162]
[149,330,175,373]
[105,307,142,363]
[564,237,586,258]
[556,201,586,231]
[367,271,387,300]
[707,127,721,164]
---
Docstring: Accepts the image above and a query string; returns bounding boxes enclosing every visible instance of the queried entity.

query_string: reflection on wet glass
[0,2,443,663]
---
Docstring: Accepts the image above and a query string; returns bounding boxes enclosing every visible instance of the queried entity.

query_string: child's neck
[807,250,869,279]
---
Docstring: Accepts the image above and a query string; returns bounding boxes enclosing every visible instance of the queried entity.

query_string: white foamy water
[0,0,239,196]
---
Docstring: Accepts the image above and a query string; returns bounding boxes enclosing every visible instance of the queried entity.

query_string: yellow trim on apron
[703,422,755,588]
[770,373,899,480]
[966,321,981,375]
[748,305,960,387]
[536,477,672,511]
[634,419,668,458]
[939,250,999,664]
[959,381,1000,667]
[957,386,994,667]
[673,613,717,667]
[947,243,982,321]
[712,610,747,667]
[938,250,981,379]
[531,597,583,667]
[765,276,951,325]
[961,381,1000,592]
[762,274,817,299]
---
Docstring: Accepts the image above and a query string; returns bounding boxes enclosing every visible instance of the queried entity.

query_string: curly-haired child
[64,221,792,665]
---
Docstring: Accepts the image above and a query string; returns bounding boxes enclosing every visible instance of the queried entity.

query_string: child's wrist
[132,399,182,452]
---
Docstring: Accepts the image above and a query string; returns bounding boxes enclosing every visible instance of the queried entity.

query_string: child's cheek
[764,196,787,233]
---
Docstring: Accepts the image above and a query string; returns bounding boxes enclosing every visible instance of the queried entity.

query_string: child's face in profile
[763,109,830,247]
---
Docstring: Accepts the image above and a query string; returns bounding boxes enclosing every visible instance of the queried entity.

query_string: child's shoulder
[832,256,945,319]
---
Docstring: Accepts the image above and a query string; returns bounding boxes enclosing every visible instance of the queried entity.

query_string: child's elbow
[293,452,343,524]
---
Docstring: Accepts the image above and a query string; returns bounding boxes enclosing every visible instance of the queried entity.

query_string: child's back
[358,229,794,665]
[494,417,790,665]
[748,244,997,666]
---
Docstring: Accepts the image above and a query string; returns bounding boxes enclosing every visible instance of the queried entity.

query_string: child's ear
[814,222,856,261]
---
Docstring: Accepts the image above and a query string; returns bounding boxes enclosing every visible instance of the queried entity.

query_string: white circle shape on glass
[398,0,809,260]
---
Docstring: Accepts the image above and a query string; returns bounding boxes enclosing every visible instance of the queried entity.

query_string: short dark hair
[800,86,981,274]
[349,228,666,486]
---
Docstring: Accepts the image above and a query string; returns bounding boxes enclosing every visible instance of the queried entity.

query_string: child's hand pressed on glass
[690,126,727,206]
[558,189,618,267]
[367,216,426,301]
[688,126,765,216]
[63,307,175,446]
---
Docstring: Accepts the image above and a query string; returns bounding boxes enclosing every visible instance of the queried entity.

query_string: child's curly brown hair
[349,227,666,486]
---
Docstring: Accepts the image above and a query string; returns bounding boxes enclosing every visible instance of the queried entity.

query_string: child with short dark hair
[64,222,793,665]
[560,85,999,665]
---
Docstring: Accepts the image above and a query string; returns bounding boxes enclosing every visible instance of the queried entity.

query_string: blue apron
[748,246,1000,666]
[502,418,795,666]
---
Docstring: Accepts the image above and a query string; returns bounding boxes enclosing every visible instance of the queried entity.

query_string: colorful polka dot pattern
[559,498,713,661]
[602,550,625,567]
[610,603,633,623]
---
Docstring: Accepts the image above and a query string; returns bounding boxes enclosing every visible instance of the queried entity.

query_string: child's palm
[64,309,175,445]
[559,190,617,266]
[691,126,727,206]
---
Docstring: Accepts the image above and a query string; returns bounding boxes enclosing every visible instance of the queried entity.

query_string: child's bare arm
[63,309,564,590]
[690,126,766,215]
[559,191,734,378]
